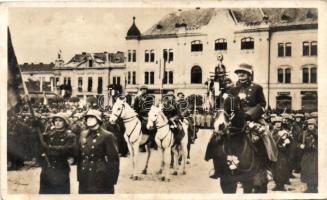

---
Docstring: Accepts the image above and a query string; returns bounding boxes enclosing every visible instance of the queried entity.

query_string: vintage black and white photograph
[3,1,326,198]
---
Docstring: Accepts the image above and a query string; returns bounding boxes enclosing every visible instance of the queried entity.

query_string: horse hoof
[186,160,190,164]
[142,169,147,175]
[161,177,165,181]
[170,164,173,169]
[172,171,178,176]
[129,175,134,179]
[133,176,139,180]
[157,169,163,175]
[182,171,186,175]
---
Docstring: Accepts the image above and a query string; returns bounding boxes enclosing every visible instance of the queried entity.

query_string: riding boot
[209,159,221,179]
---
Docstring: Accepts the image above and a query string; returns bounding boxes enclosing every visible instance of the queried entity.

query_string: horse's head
[109,97,127,124]
[213,94,244,134]
[146,105,159,130]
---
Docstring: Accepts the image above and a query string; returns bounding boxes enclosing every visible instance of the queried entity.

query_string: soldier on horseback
[133,85,156,151]
[162,91,184,143]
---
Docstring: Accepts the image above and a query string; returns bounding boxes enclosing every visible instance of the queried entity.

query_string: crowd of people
[6,62,318,194]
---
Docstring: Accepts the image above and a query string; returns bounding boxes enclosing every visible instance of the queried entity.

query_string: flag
[7,27,25,112]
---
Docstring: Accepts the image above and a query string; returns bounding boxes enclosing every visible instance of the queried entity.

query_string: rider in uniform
[133,85,156,150]
[230,63,277,192]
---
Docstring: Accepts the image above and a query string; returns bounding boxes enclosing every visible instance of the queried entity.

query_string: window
[285,43,292,57]
[132,71,136,84]
[285,68,291,83]
[163,71,174,84]
[303,67,309,83]
[89,60,93,67]
[127,72,131,84]
[278,43,284,57]
[191,66,202,84]
[303,41,310,56]
[169,71,173,84]
[145,50,149,62]
[55,77,59,87]
[310,67,317,83]
[169,49,174,62]
[278,68,284,83]
[144,72,149,84]
[311,41,317,56]
[277,67,291,83]
[67,77,71,86]
[241,37,254,50]
[163,49,168,61]
[302,92,317,112]
[215,38,227,51]
[276,95,292,110]
[191,40,203,52]
[97,77,103,94]
[150,72,154,84]
[302,65,317,83]
[132,50,136,62]
[128,50,131,62]
[88,77,93,92]
[117,77,121,85]
[78,77,83,92]
[150,50,155,62]
[113,77,117,85]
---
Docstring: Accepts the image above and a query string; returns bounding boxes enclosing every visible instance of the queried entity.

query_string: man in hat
[77,109,120,194]
[300,118,318,193]
[39,112,77,194]
[133,85,156,151]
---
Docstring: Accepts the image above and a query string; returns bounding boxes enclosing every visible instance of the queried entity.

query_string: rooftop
[19,63,55,72]
[141,8,317,36]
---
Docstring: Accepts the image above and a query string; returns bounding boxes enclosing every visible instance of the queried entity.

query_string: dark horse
[210,94,268,193]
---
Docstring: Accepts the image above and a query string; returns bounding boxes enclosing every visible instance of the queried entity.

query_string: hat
[85,109,102,122]
[281,113,292,120]
[177,92,185,97]
[271,116,283,123]
[295,113,304,118]
[234,63,253,75]
[307,118,317,126]
[51,112,70,125]
[310,112,318,118]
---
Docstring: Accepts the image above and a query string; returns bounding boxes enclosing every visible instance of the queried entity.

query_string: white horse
[146,105,188,181]
[109,98,151,180]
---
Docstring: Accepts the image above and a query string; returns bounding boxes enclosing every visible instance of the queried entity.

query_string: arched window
[241,37,254,50]
[285,68,291,83]
[191,66,202,84]
[191,40,203,52]
[277,67,292,83]
[215,38,227,51]
[310,67,317,83]
[277,68,284,83]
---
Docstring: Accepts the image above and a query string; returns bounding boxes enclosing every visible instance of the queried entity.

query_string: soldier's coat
[77,127,120,194]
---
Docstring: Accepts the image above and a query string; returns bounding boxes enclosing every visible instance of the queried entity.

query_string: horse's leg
[170,149,174,169]
[161,147,171,181]
[172,147,179,175]
[126,141,135,179]
[142,143,151,175]
[131,142,140,180]
[186,142,191,164]
[220,176,237,193]
[157,148,164,175]
[181,144,187,175]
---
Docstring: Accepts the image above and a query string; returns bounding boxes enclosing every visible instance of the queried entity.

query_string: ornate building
[124,8,317,111]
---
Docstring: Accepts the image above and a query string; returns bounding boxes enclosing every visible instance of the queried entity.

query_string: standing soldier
[271,116,291,191]
[299,118,318,193]
[77,109,120,194]
[38,112,77,194]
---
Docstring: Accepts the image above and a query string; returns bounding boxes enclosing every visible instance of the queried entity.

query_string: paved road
[8,129,306,194]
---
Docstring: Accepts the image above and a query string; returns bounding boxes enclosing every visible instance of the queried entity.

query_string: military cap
[307,118,317,126]
[177,92,185,97]
[235,63,253,75]
[51,112,70,125]
[310,112,318,118]
[139,85,148,90]
[295,113,304,118]
[85,109,102,122]
[271,116,283,123]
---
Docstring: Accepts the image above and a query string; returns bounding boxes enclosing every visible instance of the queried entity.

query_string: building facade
[124,8,317,111]
[53,51,126,104]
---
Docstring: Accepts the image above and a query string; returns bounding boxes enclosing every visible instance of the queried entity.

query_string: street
[8,129,306,194]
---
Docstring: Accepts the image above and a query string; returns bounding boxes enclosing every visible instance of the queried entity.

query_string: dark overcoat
[77,127,120,194]
[39,129,77,194]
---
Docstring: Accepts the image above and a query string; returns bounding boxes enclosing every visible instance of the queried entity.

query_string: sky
[9,7,176,64]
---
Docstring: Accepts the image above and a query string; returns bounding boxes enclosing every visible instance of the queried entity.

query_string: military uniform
[77,127,120,194]
[39,129,77,194]
[300,119,318,192]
